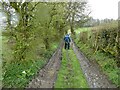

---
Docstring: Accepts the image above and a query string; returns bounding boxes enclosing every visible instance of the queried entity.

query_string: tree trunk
[70,22,75,35]
[44,38,49,50]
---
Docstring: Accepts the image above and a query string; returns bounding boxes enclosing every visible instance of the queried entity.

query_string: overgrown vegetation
[76,21,120,67]
[3,36,58,87]
[3,59,45,88]
[55,49,88,88]
[75,22,120,87]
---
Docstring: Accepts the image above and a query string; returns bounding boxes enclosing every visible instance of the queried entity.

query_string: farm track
[27,39,117,88]
[27,41,63,88]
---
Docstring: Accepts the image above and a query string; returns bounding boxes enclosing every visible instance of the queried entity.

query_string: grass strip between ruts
[54,49,89,88]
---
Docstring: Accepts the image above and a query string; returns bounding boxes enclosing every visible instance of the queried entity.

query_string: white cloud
[88,0,119,19]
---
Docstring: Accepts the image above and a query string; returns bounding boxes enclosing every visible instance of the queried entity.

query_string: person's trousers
[65,42,70,49]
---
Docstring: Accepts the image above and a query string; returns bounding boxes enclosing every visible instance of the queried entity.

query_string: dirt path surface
[26,39,117,88]
[26,42,63,88]
[72,40,116,88]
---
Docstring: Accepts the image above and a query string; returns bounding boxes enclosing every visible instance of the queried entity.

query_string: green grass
[54,49,89,88]
[2,35,59,88]
[75,39,119,87]
[75,27,91,34]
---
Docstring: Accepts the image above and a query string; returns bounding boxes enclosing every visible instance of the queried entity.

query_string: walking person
[64,34,71,50]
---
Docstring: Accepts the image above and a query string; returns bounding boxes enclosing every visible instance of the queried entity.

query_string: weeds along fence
[78,21,119,66]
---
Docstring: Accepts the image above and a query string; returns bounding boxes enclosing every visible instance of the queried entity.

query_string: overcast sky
[0,0,119,20]
[87,0,119,19]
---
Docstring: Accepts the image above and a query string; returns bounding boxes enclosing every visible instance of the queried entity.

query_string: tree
[65,1,90,35]
[2,1,40,61]
[33,2,66,50]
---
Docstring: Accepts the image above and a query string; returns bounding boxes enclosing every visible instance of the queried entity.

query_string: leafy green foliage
[76,21,119,66]
[66,1,90,35]
[2,2,67,88]
[3,59,46,88]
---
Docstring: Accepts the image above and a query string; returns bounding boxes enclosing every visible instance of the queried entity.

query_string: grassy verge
[75,39,119,87]
[3,59,46,88]
[54,49,88,88]
[2,36,59,88]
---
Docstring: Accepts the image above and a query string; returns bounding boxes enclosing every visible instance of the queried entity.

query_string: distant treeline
[83,17,117,27]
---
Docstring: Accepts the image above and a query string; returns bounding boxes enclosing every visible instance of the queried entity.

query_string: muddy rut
[72,40,116,88]
[27,42,63,88]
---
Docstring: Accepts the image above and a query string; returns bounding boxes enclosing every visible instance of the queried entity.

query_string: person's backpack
[64,36,70,43]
